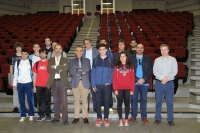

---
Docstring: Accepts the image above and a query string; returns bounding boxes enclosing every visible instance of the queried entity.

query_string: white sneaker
[101,106,104,111]
[109,108,114,114]
[118,119,123,126]
[29,116,34,121]
[19,117,26,122]
[124,119,129,126]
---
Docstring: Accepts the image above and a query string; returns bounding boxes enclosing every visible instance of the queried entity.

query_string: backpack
[35,61,39,70]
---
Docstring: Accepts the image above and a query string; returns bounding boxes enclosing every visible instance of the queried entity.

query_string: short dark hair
[21,48,29,53]
[131,39,136,42]
[33,42,41,47]
[75,46,83,50]
[99,37,106,41]
[39,48,47,54]
[118,39,125,45]
[45,36,51,41]
[52,40,58,43]
[97,43,106,49]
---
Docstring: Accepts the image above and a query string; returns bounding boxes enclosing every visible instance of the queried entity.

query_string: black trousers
[36,86,51,116]
[117,90,130,119]
[34,93,37,108]
[101,84,113,108]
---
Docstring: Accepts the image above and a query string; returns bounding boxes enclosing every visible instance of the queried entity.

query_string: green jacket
[47,56,69,89]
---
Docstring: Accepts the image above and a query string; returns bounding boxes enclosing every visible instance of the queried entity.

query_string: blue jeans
[17,82,34,117]
[155,80,174,122]
[131,85,148,118]
[95,85,111,119]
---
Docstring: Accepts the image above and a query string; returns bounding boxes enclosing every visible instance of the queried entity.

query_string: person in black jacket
[129,43,153,124]
[128,39,137,56]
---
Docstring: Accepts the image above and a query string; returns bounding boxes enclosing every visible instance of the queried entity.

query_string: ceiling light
[102,3,111,4]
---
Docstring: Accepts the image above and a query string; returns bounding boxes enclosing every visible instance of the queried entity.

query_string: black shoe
[63,120,69,126]
[46,116,51,121]
[37,115,46,121]
[93,108,97,112]
[50,118,60,124]
[72,118,79,124]
[168,121,175,126]
[154,120,161,125]
[12,107,19,113]
[83,118,89,124]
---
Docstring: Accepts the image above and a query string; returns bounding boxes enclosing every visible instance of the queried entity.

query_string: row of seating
[0,13,85,93]
[99,11,192,46]
[98,10,191,62]
[0,13,85,51]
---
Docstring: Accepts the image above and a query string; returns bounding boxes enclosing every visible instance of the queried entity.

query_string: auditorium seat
[174,36,186,47]
[1,44,12,55]
[87,12,92,16]
[147,53,159,64]
[144,47,155,55]
[1,63,12,92]
[0,73,3,91]
[6,49,15,59]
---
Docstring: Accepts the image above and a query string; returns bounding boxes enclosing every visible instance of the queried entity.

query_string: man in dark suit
[69,46,91,124]
[47,44,69,126]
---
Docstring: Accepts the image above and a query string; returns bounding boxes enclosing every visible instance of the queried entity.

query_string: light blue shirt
[136,56,149,86]
[85,48,93,69]
[153,55,178,81]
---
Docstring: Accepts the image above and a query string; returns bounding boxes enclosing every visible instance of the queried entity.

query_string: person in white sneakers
[13,48,34,122]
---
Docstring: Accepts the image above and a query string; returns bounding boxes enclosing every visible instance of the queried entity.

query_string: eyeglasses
[138,59,141,65]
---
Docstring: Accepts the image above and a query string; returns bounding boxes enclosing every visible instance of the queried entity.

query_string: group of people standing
[71,38,178,127]
[9,36,178,127]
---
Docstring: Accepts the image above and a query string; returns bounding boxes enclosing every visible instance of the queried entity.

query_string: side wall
[165,0,200,16]
[31,4,59,13]
[0,0,31,15]
[132,1,165,11]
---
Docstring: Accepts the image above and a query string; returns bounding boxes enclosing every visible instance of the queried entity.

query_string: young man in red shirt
[32,49,51,121]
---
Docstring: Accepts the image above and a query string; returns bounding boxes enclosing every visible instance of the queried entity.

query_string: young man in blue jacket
[91,44,114,126]
[98,38,114,114]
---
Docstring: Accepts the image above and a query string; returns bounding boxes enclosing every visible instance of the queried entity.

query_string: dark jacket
[91,55,114,88]
[47,56,69,89]
[69,57,91,89]
[130,55,153,84]
[128,49,136,56]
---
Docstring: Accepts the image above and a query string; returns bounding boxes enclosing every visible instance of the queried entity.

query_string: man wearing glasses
[130,43,153,124]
